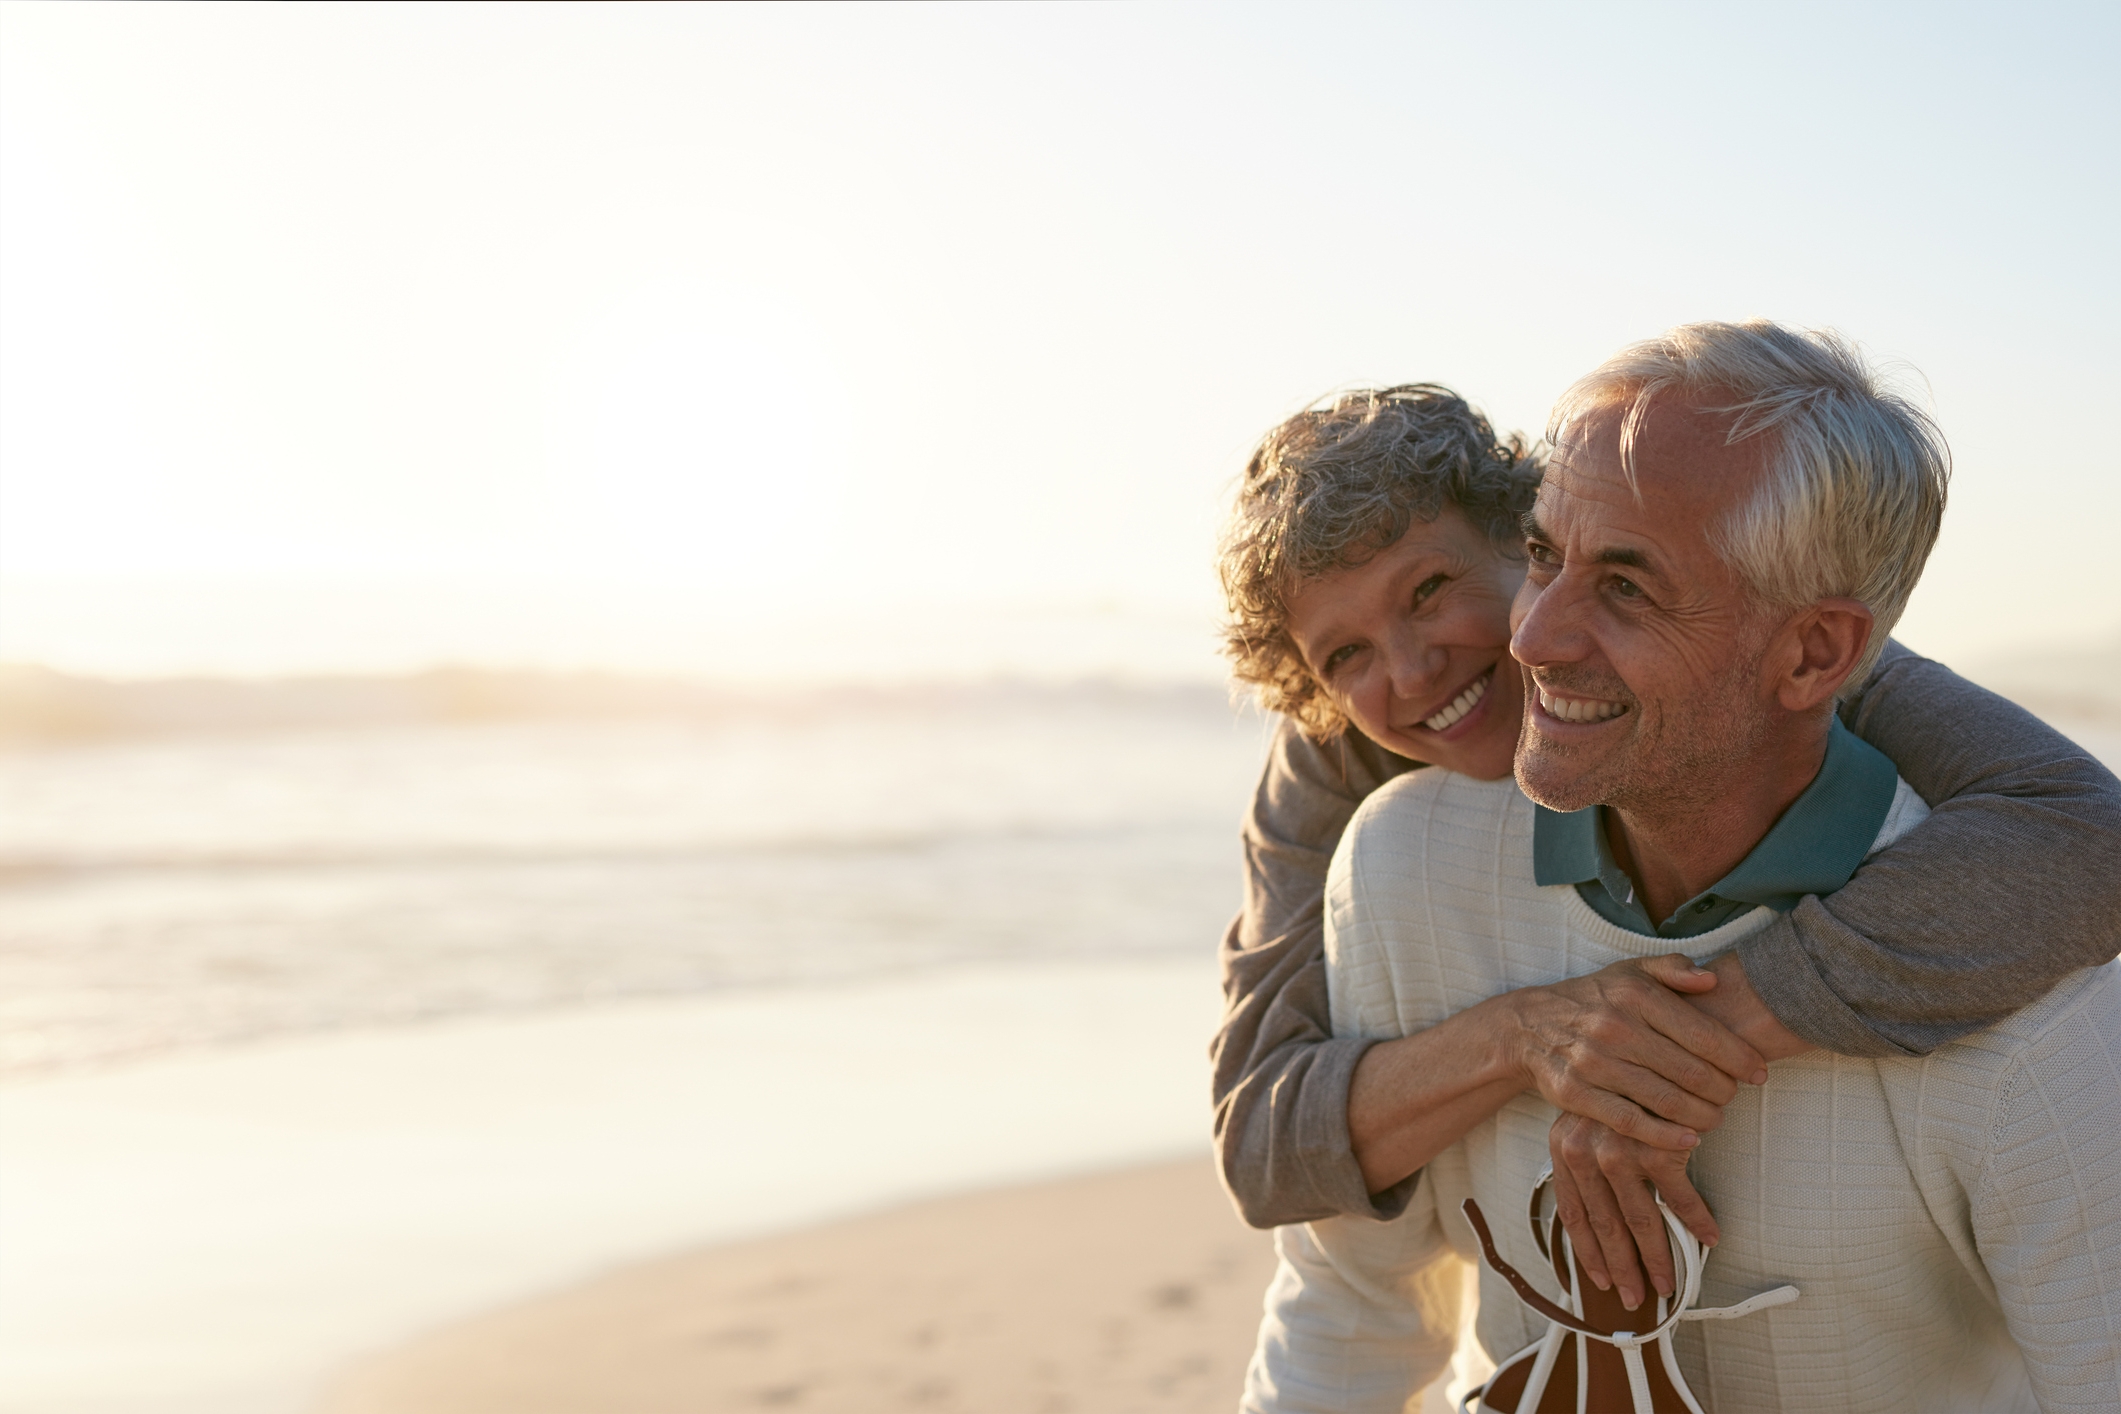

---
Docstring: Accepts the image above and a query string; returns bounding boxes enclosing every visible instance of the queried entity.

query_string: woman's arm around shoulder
[1738,638,2121,1056]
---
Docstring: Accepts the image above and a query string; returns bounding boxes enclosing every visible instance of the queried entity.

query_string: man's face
[1284,505,1528,780]
[1510,398,1783,815]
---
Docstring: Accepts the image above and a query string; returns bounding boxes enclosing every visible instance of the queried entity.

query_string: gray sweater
[1211,640,2121,1228]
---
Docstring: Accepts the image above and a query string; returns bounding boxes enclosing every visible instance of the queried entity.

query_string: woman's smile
[1406,664,1495,736]
[1283,508,1528,780]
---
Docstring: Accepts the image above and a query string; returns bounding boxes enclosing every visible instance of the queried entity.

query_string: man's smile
[1534,684,1630,725]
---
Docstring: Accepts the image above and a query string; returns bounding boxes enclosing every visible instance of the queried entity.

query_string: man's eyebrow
[1518,513,1664,577]
[1594,547,1655,572]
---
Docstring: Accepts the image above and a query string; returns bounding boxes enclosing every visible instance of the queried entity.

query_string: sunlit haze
[6,13,2121,1411]
[4,2,2115,682]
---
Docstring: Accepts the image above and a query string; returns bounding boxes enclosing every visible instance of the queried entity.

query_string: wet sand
[318,1158,1282,1414]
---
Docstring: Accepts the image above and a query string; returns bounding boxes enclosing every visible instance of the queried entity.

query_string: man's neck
[1603,717,1831,926]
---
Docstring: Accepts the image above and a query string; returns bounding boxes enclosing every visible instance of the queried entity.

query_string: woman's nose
[1382,631,1443,700]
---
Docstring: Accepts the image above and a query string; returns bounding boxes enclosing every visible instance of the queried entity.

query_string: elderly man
[1242,322,2121,1413]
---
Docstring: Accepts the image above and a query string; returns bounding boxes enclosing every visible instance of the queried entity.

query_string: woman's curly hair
[1217,384,1542,740]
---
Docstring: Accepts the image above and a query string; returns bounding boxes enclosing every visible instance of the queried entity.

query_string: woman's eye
[1412,574,1448,605]
[1323,644,1360,674]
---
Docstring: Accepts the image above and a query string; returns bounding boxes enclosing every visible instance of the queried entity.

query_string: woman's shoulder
[1265,715,1420,801]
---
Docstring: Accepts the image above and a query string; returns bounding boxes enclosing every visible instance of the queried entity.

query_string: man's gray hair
[1550,320,1949,689]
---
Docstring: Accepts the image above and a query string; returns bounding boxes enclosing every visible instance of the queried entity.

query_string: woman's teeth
[1423,672,1489,731]
[1537,687,1628,723]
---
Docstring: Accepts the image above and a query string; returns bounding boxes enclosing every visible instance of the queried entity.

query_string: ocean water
[0,683,1273,1076]
[8,682,2112,1081]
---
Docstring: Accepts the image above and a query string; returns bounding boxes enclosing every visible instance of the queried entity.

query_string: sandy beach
[319,1158,1279,1414]
[0,960,1245,1414]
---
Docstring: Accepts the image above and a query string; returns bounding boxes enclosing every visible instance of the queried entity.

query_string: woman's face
[1283,506,1528,780]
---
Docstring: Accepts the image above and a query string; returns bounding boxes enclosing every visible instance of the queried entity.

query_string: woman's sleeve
[1736,639,2121,1057]
[1211,716,1416,1228]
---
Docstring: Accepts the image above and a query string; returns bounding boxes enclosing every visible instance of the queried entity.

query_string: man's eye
[1412,574,1448,605]
[1526,542,1558,566]
[1612,577,1643,599]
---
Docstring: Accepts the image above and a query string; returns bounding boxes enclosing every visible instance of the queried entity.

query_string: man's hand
[1548,1114,1711,1309]
[1345,953,1779,1198]
[1504,954,1768,1148]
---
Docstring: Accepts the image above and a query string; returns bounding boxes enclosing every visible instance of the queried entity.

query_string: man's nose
[1510,567,1588,669]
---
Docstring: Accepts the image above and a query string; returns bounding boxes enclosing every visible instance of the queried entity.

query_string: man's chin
[1512,739,1611,814]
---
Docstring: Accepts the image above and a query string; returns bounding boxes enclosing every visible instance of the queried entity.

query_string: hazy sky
[3,2,2115,679]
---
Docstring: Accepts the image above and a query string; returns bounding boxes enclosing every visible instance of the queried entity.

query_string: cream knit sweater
[1242,769,2121,1414]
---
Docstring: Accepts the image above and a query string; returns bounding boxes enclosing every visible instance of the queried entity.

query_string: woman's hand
[1502,953,1768,1147]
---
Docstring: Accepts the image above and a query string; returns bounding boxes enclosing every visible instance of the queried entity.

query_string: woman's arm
[1739,638,2121,1052]
[1212,719,1761,1227]
[1210,718,1411,1228]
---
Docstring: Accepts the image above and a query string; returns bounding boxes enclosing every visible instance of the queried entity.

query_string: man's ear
[1774,598,1874,712]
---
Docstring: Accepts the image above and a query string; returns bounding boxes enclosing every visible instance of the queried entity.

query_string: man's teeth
[1422,673,1489,731]
[1538,687,1627,724]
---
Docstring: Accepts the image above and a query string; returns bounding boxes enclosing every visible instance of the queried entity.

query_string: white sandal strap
[1682,1284,1801,1321]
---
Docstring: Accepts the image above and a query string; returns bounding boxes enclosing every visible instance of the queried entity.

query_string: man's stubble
[1513,629,1778,824]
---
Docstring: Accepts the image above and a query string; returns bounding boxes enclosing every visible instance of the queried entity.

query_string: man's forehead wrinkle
[1530,443,1723,593]
[1551,403,1639,506]
[1545,420,1610,473]
[1621,388,1754,466]
[1617,394,1768,531]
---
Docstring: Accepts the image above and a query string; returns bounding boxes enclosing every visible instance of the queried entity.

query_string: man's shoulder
[1328,772,1544,934]
[1347,767,1529,840]
[1930,960,2121,1072]
[1324,771,1557,1035]
[2031,959,2121,1048]
[1890,962,2121,1194]
[1330,770,1533,897]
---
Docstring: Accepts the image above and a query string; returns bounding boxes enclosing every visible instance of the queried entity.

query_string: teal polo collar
[1531,716,1900,939]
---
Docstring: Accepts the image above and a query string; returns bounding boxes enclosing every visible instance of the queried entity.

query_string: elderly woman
[1211,383,2121,1301]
